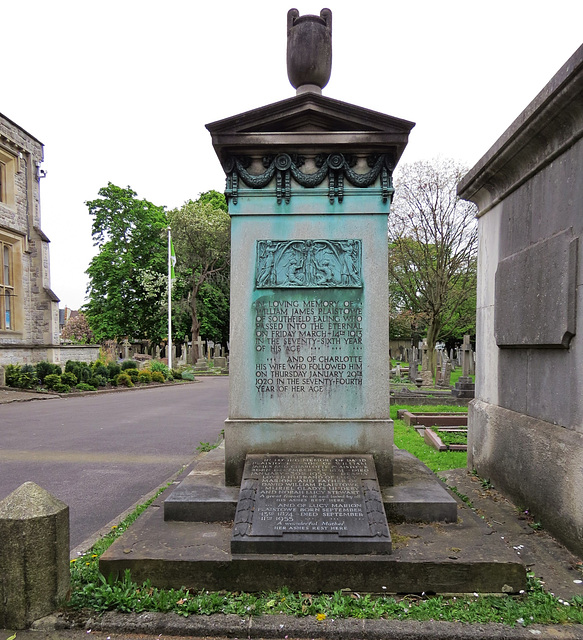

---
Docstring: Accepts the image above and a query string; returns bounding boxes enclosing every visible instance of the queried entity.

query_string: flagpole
[167,227,172,369]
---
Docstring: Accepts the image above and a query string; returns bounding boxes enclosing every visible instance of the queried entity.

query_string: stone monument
[207,9,415,491]
[99,8,526,595]
[204,8,416,554]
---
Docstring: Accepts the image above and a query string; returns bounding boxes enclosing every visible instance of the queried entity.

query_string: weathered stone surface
[458,44,583,557]
[287,9,332,92]
[164,445,457,525]
[495,230,577,348]
[231,454,391,555]
[0,482,69,629]
[101,485,523,594]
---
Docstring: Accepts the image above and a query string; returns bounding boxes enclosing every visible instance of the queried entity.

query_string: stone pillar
[0,482,69,629]
[0,365,5,386]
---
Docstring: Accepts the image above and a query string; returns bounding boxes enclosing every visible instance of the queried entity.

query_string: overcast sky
[2,1,582,309]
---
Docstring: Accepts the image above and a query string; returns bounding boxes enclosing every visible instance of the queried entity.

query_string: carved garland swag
[223,152,394,205]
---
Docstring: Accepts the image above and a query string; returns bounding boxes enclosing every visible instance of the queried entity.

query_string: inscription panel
[254,291,363,399]
[231,454,391,555]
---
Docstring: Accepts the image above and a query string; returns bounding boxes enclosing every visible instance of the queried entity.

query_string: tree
[84,183,168,342]
[388,158,478,373]
[60,312,94,344]
[167,191,230,359]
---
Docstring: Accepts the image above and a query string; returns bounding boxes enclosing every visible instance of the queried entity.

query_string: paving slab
[439,468,583,600]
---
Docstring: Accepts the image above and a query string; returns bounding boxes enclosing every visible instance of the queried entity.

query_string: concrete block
[0,482,69,629]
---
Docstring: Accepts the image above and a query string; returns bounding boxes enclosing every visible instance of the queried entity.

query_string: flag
[170,237,176,280]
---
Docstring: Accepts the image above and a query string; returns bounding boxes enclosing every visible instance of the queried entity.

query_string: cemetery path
[0,378,228,549]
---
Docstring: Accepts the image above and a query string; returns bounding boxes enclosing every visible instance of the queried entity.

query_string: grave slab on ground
[101,445,525,594]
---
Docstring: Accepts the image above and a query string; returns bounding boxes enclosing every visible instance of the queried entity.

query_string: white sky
[2,1,582,309]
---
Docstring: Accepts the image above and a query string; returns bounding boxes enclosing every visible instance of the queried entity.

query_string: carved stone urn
[286,8,332,94]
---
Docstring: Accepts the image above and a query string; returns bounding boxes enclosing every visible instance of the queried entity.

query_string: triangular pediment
[207,92,414,137]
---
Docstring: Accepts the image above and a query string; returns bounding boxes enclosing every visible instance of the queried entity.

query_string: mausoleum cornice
[458,43,583,216]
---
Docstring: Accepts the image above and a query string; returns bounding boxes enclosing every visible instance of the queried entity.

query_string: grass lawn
[391,404,468,473]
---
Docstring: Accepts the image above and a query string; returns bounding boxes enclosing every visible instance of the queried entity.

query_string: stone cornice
[458,44,583,216]
[207,92,415,167]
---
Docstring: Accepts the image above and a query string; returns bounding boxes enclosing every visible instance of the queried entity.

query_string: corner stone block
[0,482,70,629]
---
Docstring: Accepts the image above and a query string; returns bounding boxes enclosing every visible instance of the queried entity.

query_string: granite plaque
[231,454,391,554]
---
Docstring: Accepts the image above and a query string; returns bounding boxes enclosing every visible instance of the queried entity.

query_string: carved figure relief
[256,239,362,288]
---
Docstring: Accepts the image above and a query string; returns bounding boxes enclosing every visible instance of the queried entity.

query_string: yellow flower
[70,559,77,563]
[316,613,327,621]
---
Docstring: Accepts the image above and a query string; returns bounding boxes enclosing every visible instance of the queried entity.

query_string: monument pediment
[206,92,415,161]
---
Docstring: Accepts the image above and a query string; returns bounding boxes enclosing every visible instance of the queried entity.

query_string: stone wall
[458,44,583,556]
[0,113,60,364]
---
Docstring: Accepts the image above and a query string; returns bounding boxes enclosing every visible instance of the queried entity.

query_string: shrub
[121,360,138,371]
[151,371,165,384]
[5,364,21,387]
[138,370,152,384]
[116,372,134,387]
[44,373,62,390]
[76,382,96,391]
[124,368,140,383]
[53,383,70,393]
[35,361,61,383]
[61,371,78,386]
[65,361,92,383]
[181,371,195,381]
[107,362,121,379]
[150,361,170,379]
[88,375,108,388]
[171,369,183,380]
[92,362,109,379]
[17,365,38,389]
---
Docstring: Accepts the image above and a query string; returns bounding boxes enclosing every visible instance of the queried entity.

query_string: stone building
[458,45,583,556]
[0,112,60,365]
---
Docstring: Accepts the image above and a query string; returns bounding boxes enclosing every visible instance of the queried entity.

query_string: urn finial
[287,8,332,95]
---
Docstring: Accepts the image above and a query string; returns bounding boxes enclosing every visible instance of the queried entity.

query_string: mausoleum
[458,44,583,557]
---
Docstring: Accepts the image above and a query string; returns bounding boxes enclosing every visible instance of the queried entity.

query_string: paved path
[0,378,228,548]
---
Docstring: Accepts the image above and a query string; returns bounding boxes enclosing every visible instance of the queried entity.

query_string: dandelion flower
[316,613,327,621]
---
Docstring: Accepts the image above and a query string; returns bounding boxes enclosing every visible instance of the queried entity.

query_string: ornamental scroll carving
[223,153,394,205]
[256,239,362,289]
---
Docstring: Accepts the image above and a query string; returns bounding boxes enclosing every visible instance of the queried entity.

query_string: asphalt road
[0,378,228,548]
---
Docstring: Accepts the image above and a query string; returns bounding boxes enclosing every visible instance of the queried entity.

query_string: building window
[1,243,13,329]
[0,233,22,332]
[0,148,16,206]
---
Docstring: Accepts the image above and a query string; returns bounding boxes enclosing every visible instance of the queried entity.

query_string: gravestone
[194,338,209,371]
[453,334,475,398]
[231,454,390,554]
[419,340,433,386]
